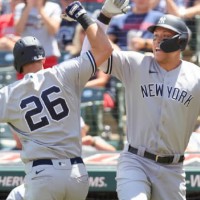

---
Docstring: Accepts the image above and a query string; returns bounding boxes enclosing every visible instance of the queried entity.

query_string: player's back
[0,59,93,162]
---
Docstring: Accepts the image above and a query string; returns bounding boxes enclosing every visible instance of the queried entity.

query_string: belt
[128,145,184,164]
[32,157,83,167]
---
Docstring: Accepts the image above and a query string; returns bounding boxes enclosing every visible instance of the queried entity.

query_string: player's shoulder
[181,60,200,76]
[55,57,79,70]
[3,78,22,91]
[51,56,86,77]
[113,50,140,60]
[113,50,151,67]
[114,50,145,57]
[182,60,200,71]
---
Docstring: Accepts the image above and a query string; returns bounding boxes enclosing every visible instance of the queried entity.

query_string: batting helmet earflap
[13,36,45,73]
[147,14,189,52]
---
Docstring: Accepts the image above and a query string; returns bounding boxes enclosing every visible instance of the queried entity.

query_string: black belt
[32,157,83,167]
[128,145,184,164]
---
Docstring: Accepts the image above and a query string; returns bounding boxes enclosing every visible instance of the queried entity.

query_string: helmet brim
[147,24,181,34]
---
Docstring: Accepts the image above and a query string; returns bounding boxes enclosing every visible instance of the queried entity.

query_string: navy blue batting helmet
[148,14,190,52]
[13,36,45,73]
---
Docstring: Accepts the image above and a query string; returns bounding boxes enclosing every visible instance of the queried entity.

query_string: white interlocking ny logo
[158,16,166,24]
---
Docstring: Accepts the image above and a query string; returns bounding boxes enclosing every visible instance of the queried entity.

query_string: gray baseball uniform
[100,50,200,200]
[0,51,95,200]
[6,184,24,200]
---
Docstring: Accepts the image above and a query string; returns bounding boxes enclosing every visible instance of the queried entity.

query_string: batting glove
[101,0,131,18]
[61,1,86,22]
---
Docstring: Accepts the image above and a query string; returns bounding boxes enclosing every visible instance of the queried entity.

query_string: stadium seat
[0,51,16,89]
[58,51,71,63]
[103,78,126,150]
[0,123,15,150]
[195,15,200,66]
[81,87,105,136]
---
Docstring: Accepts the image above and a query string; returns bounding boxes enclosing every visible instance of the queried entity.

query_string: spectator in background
[150,0,185,13]
[81,117,116,152]
[57,0,77,52]
[66,24,85,58]
[0,0,2,15]
[163,0,200,53]
[86,70,116,110]
[107,0,163,51]
[57,4,100,55]
[0,0,10,15]
[150,0,200,19]
[0,0,22,51]
[14,0,62,79]
[183,0,200,53]
[67,23,116,109]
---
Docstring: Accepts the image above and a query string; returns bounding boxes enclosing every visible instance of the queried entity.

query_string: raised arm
[62,1,113,67]
[81,0,130,54]
[166,0,200,19]
[14,2,32,35]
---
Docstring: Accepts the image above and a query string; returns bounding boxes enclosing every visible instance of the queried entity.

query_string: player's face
[152,27,178,63]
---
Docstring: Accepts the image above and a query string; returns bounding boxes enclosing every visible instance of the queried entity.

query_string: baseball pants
[24,158,89,200]
[116,150,186,200]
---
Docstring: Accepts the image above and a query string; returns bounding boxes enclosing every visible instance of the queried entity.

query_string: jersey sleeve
[100,50,145,85]
[0,86,9,122]
[81,20,109,55]
[6,184,25,200]
[55,51,96,89]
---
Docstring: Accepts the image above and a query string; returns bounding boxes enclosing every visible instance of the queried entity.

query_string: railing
[195,15,200,66]
[0,51,16,89]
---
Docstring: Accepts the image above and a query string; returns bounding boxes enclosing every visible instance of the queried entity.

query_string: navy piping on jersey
[106,55,112,74]
[86,50,96,76]
[8,122,27,136]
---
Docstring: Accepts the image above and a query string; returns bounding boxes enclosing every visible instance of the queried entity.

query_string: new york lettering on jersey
[141,83,193,106]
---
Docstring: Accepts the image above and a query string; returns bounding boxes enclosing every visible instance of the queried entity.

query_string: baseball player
[0,1,113,200]
[82,2,200,199]
[6,184,24,200]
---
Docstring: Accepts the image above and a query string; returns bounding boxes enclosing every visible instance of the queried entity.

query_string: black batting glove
[61,1,94,30]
